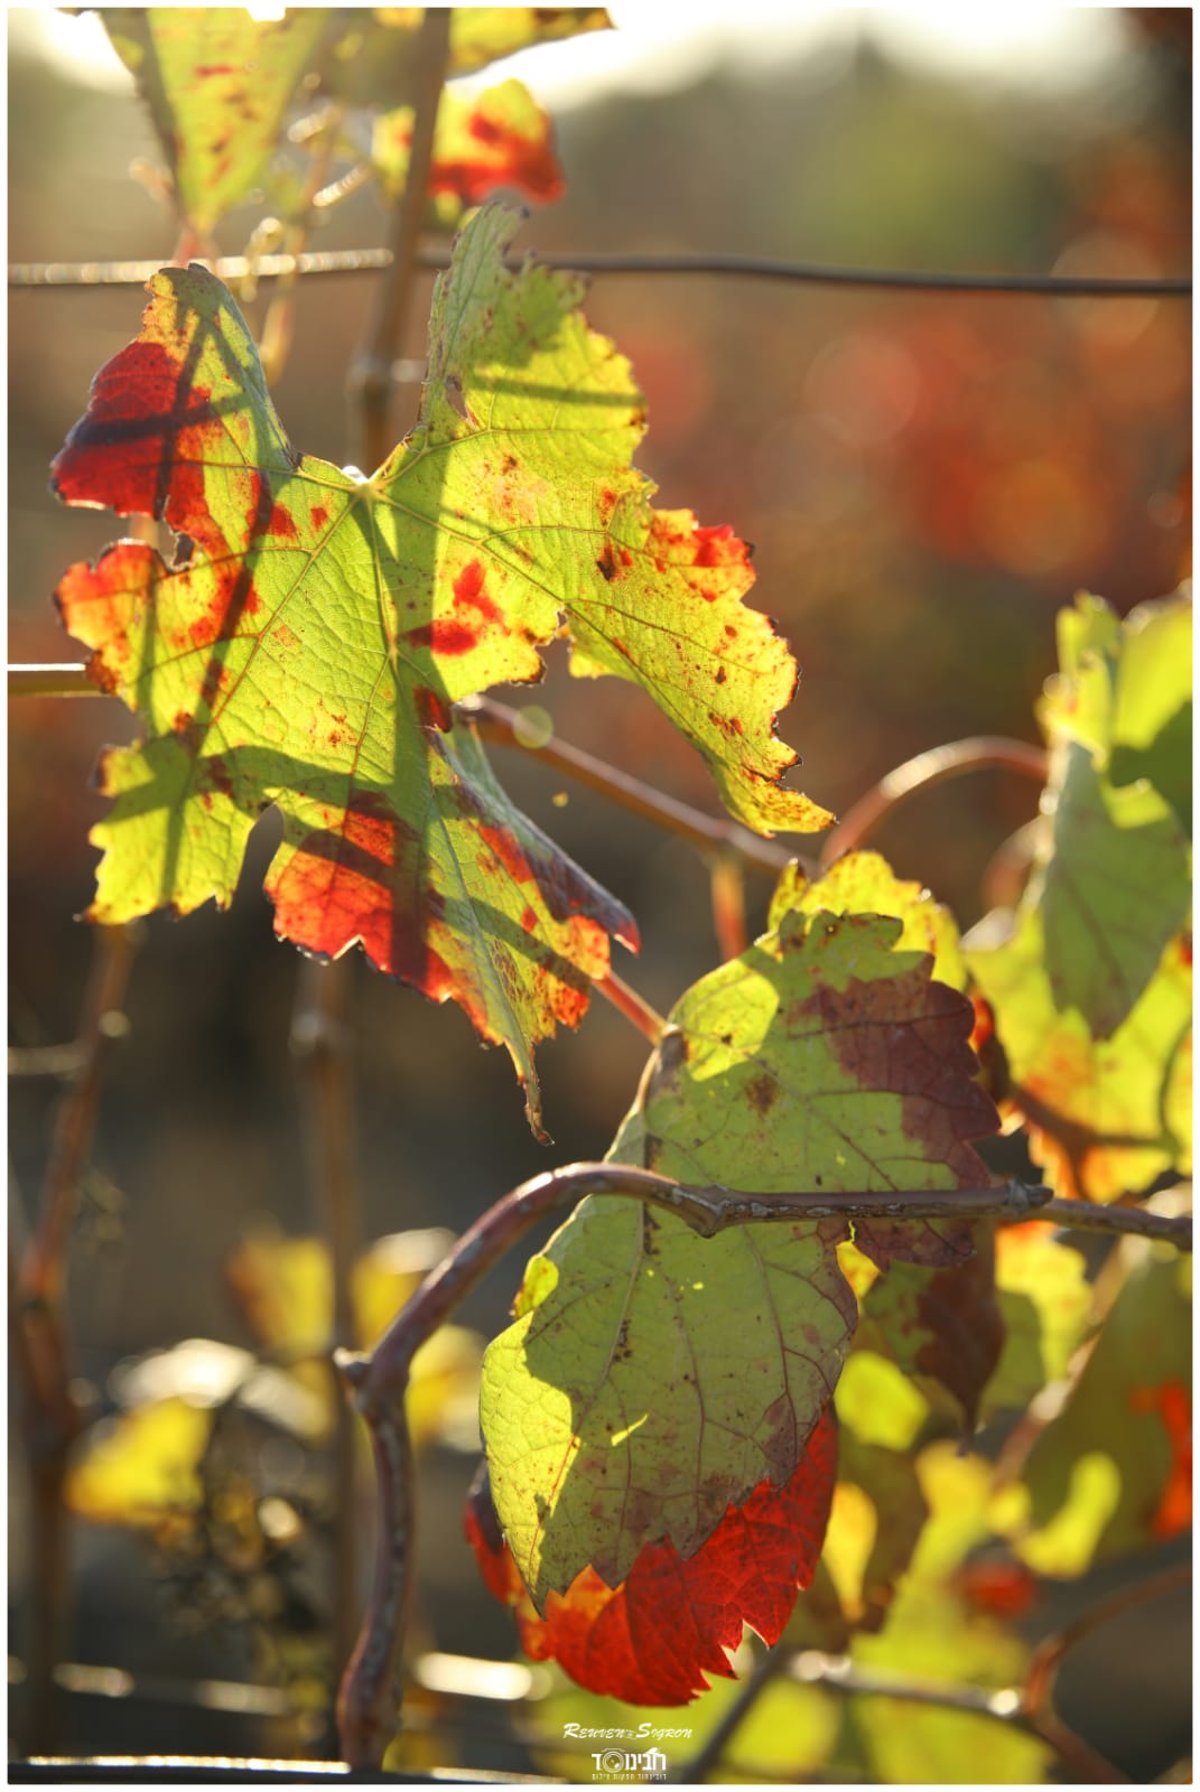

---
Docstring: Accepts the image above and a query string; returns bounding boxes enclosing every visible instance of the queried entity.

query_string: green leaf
[53,205,828,1128]
[1035,589,1191,1037]
[968,913,1191,1201]
[103,9,331,237]
[768,850,967,991]
[1002,1252,1191,1575]
[481,903,997,1606]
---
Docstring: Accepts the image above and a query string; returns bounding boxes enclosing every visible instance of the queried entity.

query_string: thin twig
[352,7,452,470]
[466,694,801,874]
[820,737,1048,866]
[290,958,362,1702]
[1040,1196,1192,1251]
[9,248,1192,298]
[9,663,96,698]
[594,971,666,1043]
[789,1651,1124,1783]
[709,852,749,960]
[674,1643,788,1782]
[1024,1563,1192,1724]
[257,108,342,388]
[14,925,139,1755]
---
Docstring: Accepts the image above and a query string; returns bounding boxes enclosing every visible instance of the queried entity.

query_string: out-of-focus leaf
[968,916,1191,1200]
[66,1397,211,1524]
[373,79,563,219]
[844,1444,1052,1784]
[980,1223,1092,1419]
[1001,1252,1191,1575]
[481,905,995,1609]
[854,1230,1004,1433]
[325,8,611,106]
[103,9,331,237]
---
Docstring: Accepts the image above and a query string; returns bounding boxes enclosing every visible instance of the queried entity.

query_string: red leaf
[466,1406,838,1705]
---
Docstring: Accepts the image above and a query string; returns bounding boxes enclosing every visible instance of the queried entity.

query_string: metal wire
[7,246,1191,298]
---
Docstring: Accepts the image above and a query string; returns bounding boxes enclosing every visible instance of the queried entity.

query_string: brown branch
[466,694,800,875]
[10,248,1191,298]
[13,924,139,1755]
[674,1643,788,1781]
[1040,1196,1191,1251]
[334,1167,1051,1766]
[352,6,452,469]
[594,971,666,1043]
[257,107,342,388]
[9,662,96,698]
[1024,1563,1192,1725]
[290,958,362,1702]
[709,852,748,961]
[819,737,1048,867]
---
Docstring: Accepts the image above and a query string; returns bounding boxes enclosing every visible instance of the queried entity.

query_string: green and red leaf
[466,1407,837,1705]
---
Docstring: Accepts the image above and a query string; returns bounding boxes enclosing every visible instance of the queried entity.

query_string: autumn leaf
[373,79,564,216]
[466,1409,837,1705]
[967,588,1192,1197]
[981,1223,1092,1421]
[51,206,833,1128]
[103,8,331,239]
[67,1397,211,1525]
[480,898,997,1614]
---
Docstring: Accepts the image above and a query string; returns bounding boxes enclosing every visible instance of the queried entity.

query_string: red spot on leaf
[480,824,534,885]
[953,1557,1040,1618]
[310,504,329,531]
[1130,1379,1192,1538]
[521,906,537,933]
[468,1407,838,1704]
[269,502,297,539]
[452,559,503,626]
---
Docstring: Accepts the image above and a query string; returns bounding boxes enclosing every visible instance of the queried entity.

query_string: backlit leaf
[325,9,611,106]
[968,914,1191,1201]
[467,1410,837,1704]
[52,207,827,1124]
[1002,1252,1191,1574]
[103,9,331,238]
[373,79,564,217]
[480,903,996,1608]
[981,1223,1092,1419]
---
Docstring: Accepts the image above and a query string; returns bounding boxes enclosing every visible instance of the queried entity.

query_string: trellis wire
[7,246,1191,297]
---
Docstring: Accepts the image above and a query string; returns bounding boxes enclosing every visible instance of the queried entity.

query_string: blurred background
[8,4,1191,1777]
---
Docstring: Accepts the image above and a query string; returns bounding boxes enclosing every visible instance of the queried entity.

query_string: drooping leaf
[467,1408,837,1705]
[480,903,997,1609]
[373,78,563,216]
[103,9,332,239]
[968,914,1191,1201]
[324,8,612,107]
[51,215,811,1126]
[1000,1252,1191,1574]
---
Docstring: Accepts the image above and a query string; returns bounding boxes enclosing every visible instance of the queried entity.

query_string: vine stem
[352,5,451,470]
[9,248,1191,299]
[465,694,803,876]
[12,924,139,1753]
[819,736,1048,867]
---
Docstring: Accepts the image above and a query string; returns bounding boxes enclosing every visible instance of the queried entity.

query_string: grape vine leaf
[999,1252,1191,1575]
[67,1397,212,1526]
[51,206,825,1125]
[373,78,564,215]
[466,1408,837,1704]
[967,589,1192,1198]
[1030,589,1190,1040]
[969,917,1191,1201]
[479,901,997,1611]
[103,8,332,239]
[324,8,611,107]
